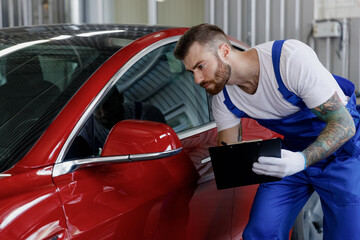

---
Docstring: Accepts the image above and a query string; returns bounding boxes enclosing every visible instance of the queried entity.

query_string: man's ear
[218,43,231,60]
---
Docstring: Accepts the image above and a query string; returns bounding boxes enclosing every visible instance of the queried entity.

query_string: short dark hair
[173,23,232,60]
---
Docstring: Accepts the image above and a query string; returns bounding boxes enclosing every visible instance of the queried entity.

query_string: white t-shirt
[212,39,348,132]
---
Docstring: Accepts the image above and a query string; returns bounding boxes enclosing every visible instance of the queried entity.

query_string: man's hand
[252,149,306,178]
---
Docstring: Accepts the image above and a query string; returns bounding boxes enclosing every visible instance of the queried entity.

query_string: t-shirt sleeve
[212,92,241,132]
[281,40,347,109]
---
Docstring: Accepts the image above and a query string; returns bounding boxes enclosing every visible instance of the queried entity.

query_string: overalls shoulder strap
[272,40,307,109]
[222,86,247,118]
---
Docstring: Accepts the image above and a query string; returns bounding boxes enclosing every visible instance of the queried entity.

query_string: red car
[0,24,317,240]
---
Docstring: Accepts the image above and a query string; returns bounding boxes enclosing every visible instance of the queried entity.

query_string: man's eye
[198,64,204,70]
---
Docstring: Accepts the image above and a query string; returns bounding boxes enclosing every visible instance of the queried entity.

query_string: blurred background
[0,0,359,90]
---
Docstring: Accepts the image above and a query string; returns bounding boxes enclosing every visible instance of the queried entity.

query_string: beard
[201,56,231,95]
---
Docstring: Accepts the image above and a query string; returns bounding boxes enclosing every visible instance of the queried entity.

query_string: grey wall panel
[349,19,360,90]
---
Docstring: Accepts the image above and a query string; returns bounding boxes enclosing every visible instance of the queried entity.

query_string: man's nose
[194,71,204,85]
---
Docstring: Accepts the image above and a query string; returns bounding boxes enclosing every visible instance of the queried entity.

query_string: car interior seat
[0,52,60,128]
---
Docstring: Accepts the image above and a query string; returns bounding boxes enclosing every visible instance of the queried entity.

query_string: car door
[52,38,235,240]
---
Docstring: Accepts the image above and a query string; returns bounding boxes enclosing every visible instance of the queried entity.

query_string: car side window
[116,42,210,132]
[65,41,210,160]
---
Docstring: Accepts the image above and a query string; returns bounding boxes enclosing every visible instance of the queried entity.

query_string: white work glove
[252,149,307,178]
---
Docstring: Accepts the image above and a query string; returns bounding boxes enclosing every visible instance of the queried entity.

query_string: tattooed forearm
[303,92,355,166]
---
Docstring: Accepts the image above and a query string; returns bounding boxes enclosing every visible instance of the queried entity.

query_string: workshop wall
[205,0,360,91]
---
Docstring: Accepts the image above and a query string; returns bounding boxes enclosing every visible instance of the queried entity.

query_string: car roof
[0,24,171,44]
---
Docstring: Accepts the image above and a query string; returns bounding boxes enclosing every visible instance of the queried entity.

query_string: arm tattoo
[303,92,355,166]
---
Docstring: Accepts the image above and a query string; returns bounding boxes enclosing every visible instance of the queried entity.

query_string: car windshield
[0,25,164,172]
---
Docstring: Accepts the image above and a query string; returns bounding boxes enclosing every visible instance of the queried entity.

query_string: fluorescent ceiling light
[76,30,125,37]
[0,34,71,58]
[50,35,72,40]
[0,29,125,58]
[0,40,50,58]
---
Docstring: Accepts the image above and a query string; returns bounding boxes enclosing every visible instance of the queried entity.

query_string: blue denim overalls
[223,40,360,240]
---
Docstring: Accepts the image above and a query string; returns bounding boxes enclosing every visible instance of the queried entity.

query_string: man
[174,23,360,240]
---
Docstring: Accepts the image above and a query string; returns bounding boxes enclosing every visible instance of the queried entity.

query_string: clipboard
[209,138,282,190]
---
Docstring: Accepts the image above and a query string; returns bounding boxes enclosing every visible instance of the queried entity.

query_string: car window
[117,42,210,132]
[65,41,210,159]
[0,41,119,172]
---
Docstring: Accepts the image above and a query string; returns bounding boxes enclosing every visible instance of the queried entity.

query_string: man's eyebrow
[191,61,202,70]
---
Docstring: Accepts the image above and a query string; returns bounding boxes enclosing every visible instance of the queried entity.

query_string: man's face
[183,42,231,95]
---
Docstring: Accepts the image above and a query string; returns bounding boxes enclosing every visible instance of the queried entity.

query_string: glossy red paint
[178,127,234,239]
[0,166,69,239]
[180,127,218,179]
[53,151,199,239]
[242,118,284,141]
[102,120,181,156]
[231,185,258,239]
